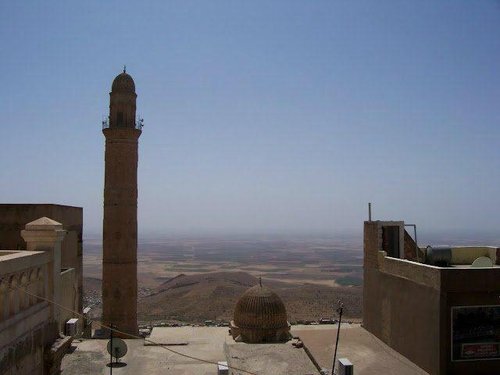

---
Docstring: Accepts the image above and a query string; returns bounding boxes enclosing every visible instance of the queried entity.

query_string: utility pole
[331,301,344,375]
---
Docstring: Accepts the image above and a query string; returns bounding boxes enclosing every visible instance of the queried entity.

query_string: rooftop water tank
[426,246,452,267]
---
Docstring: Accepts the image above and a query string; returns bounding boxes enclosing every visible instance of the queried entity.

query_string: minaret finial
[123,65,126,73]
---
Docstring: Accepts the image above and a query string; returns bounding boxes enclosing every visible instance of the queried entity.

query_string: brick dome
[234,284,288,329]
[231,283,291,343]
[111,72,135,93]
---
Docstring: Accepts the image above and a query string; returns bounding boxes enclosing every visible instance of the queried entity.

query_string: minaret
[101,68,142,337]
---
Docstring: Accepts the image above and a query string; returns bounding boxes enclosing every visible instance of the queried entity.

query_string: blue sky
[1,1,499,237]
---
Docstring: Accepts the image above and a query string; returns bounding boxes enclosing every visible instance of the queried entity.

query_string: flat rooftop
[225,341,320,375]
[293,324,428,375]
[62,324,428,374]
[63,327,232,375]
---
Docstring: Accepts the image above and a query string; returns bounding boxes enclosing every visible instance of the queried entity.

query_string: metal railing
[102,117,144,130]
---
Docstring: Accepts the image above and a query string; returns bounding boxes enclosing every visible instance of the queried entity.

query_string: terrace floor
[61,324,428,374]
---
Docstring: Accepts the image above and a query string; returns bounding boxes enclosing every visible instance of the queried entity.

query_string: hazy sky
[1,1,499,237]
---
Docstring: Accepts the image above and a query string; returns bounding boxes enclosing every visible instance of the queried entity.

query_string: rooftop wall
[364,251,441,373]
[363,220,500,375]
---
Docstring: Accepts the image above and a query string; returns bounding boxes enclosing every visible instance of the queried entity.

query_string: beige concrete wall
[363,261,441,374]
[380,255,441,290]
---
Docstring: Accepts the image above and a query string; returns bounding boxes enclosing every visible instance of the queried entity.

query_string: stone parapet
[379,254,441,291]
[0,251,47,324]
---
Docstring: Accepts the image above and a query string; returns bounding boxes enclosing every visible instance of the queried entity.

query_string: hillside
[84,271,362,323]
[137,271,362,323]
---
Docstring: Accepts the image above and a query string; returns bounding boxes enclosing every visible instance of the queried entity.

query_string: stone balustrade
[0,251,48,323]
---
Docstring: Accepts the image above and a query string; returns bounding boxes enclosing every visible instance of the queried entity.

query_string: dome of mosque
[111,71,135,93]
[233,284,289,331]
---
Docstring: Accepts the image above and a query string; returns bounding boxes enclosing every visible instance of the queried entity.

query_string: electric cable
[5,284,257,375]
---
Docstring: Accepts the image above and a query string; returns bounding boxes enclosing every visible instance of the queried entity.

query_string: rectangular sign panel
[461,343,499,359]
[452,305,500,361]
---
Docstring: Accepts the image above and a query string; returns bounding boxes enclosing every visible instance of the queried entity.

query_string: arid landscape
[83,236,364,324]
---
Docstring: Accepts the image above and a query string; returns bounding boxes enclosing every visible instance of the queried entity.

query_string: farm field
[83,236,364,324]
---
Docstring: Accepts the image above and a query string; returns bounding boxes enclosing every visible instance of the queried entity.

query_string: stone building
[0,204,83,317]
[363,219,500,375]
[101,69,142,337]
[0,217,78,374]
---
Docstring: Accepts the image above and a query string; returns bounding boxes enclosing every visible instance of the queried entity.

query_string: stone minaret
[102,69,142,336]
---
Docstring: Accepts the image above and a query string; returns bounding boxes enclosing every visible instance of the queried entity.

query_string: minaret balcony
[102,118,144,130]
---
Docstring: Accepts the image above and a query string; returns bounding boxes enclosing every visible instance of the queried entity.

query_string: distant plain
[83,236,364,324]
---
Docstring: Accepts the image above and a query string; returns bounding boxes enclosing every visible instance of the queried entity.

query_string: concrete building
[101,69,142,337]
[363,219,500,375]
[0,217,78,374]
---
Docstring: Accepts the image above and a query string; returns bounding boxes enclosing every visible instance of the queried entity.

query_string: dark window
[117,112,124,126]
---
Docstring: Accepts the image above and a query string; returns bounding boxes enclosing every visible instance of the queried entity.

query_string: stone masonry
[101,70,141,337]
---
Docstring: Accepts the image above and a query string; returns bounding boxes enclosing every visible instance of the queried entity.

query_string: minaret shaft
[101,72,141,337]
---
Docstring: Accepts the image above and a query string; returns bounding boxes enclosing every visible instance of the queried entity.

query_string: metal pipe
[414,225,418,262]
[368,203,372,221]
